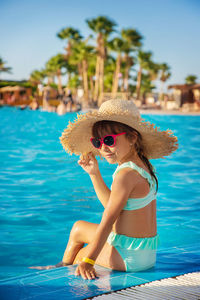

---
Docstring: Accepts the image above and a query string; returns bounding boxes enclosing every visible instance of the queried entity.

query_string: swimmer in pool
[30,99,178,280]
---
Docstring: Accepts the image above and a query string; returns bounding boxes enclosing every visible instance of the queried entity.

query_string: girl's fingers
[75,266,80,276]
[87,270,96,280]
[80,269,87,280]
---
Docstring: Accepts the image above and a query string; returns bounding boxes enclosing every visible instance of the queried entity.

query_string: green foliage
[121,28,143,51]
[0,57,12,74]
[68,75,80,89]
[45,53,66,75]
[70,41,94,64]
[137,50,153,69]
[29,69,45,83]
[25,15,174,96]
[0,80,33,88]
[86,16,117,37]
[140,73,155,94]
[108,37,126,53]
[159,63,171,82]
[57,27,83,41]
[185,75,197,84]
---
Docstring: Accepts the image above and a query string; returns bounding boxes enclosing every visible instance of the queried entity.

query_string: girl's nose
[101,143,109,151]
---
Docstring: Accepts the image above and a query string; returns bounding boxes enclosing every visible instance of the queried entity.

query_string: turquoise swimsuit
[107,161,159,272]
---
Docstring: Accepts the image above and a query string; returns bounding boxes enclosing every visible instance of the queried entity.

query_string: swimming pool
[0,106,200,283]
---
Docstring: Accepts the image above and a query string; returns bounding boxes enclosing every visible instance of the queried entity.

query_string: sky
[1,0,200,90]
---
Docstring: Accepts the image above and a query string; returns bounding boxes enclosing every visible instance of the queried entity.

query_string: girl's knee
[70,220,85,239]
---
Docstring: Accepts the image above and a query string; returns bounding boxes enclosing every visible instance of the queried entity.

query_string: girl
[31,99,178,280]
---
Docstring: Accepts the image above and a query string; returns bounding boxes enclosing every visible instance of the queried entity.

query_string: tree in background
[121,28,143,92]
[26,16,174,108]
[136,50,153,100]
[185,75,197,85]
[140,73,155,102]
[57,27,83,83]
[108,37,126,96]
[0,57,12,77]
[159,63,171,99]
[103,55,116,93]
[86,16,117,101]
[29,70,45,86]
[70,40,94,105]
[45,54,66,94]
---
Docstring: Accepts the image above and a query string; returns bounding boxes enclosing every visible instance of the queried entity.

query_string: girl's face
[98,132,136,164]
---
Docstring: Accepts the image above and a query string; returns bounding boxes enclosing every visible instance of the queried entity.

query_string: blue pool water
[0,107,200,298]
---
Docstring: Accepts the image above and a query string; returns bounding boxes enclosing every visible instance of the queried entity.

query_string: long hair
[92,120,158,191]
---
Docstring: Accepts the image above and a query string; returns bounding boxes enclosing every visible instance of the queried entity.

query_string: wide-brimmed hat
[60,99,178,159]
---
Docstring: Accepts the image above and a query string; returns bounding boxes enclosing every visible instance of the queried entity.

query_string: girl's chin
[104,155,117,164]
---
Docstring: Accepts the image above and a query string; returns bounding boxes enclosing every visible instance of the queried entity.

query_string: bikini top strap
[112,161,155,188]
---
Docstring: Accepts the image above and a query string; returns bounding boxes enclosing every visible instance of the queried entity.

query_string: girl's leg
[73,242,126,271]
[62,220,98,264]
[29,221,98,270]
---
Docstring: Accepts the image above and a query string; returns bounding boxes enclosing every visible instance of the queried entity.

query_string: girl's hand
[75,261,97,280]
[78,152,99,175]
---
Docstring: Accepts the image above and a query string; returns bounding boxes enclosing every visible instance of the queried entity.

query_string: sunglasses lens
[91,138,101,149]
[103,136,114,146]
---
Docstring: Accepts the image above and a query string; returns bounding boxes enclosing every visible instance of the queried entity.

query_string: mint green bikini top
[112,161,157,211]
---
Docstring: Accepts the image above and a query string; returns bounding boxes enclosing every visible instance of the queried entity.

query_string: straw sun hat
[60,99,178,159]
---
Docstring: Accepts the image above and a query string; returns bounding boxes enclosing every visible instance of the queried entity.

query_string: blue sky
[1,0,200,89]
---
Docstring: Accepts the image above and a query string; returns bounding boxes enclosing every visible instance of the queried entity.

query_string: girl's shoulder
[112,167,141,189]
[113,161,151,180]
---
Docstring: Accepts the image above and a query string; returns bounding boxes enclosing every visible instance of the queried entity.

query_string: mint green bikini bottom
[107,232,160,272]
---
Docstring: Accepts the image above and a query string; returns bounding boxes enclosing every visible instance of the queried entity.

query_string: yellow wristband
[82,257,95,265]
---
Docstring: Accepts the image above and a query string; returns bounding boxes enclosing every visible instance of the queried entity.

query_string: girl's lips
[105,153,114,158]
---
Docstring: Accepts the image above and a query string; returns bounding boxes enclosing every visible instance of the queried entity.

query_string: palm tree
[136,50,153,99]
[70,40,94,105]
[57,27,83,58]
[108,37,126,96]
[45,54,66,93]
[148,61,160,81]
[86,16,117,102]
[159,63,171,99]
[0,57,12,77]
[57,27,83,84]
[29,69,45,85]
[141,73,155,96]
[121,28,143,91]
[185,75,197,85]
[104,55,116,92]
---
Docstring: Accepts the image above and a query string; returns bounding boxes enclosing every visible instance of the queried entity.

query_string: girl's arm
[75,169,137,278]
[89,171,110,208]
[78,153,110,208]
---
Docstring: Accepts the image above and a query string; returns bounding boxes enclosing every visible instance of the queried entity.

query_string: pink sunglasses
[90,132,126,149]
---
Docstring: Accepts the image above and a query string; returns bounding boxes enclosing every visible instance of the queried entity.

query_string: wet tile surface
[0,245,200,300]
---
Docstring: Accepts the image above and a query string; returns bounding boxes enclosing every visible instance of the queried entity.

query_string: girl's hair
[92,120,158,191]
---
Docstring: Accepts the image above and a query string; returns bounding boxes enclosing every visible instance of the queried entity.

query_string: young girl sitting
[31,99,178,280]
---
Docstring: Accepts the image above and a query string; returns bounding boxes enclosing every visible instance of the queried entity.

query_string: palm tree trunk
[112,53,121,96]
[48,76,54,85]
[136,66,142,99]
[121,78,125,92]
[99,57,104,96]
[99,36,106,101]
[93,55,100,102]
[124,65,129,91]
[67,72,71,86]
[57,69,63,94]
[90,76,94,101]
[159,80,164,100]
[82,60,89,105]
[77,63,83,88]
